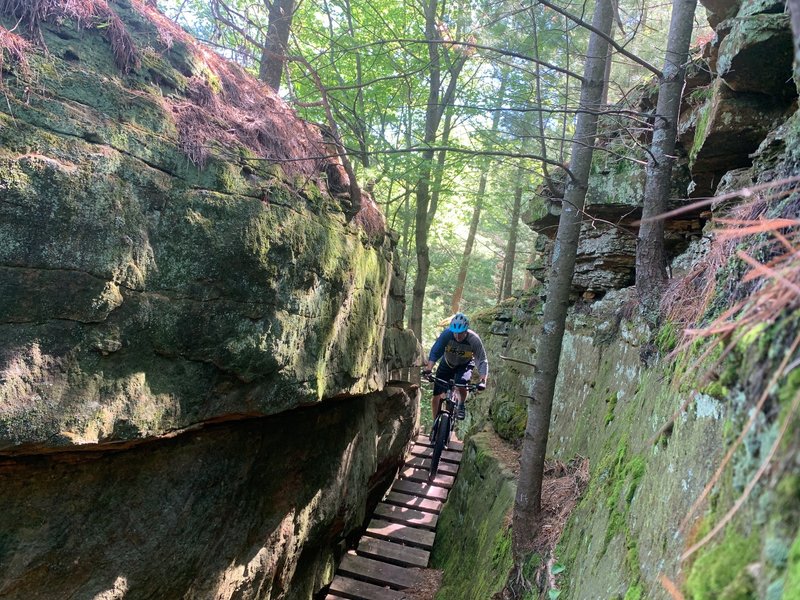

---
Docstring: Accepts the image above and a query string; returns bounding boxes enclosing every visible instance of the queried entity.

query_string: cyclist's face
[454,331,467,342]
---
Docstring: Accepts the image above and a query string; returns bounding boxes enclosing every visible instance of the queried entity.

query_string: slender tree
[259,0,295,89]
[512,0,614,562]
[408,0,469,340]
[451,76,508,313]
[501,163,525,300]
[791,0,800,66]
[635,0,697,321]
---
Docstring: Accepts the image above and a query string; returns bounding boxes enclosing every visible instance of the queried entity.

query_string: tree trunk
[428,109,455,229]
[450,76,507,313]
[501,165,524,300]
[259,0,295,90]
[790,0,800,67]
[409,0,444,342]
[496,260,506,304]
[635,0,697,322]
[451,179,486,313]
[512,0,614,561]
[409,0,467,341]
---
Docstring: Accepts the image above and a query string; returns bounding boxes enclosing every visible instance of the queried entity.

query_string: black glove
[422,368,432,377]
[477,382,486,391]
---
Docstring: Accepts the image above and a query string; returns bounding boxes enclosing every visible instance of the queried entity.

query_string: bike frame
[423,373,476,479]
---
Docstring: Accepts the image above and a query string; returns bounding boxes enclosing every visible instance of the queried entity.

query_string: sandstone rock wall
[526,0,797,294]
[442,0,800,596]
[0,0,417,451]
[0,2,418,598]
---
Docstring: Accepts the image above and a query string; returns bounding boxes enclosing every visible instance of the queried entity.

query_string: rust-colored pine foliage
[1,0,139,71]
[135,1,344,182]
[0,26,30,78]
[1,0,383,232]
[655,178,800,565]
[664,179,800,363]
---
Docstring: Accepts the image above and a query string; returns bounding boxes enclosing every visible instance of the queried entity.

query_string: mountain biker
[422,312,488,423]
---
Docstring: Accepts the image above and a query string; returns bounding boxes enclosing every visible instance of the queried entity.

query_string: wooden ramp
[326,434,465,599]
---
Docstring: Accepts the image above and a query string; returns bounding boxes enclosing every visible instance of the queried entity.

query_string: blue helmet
[449,312,469,333]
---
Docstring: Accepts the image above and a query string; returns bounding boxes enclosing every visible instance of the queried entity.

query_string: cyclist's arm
[427,330,452,368]
[471,334,489,384]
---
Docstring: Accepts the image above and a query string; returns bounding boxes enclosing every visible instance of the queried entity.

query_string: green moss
[775,476,800,514]
[719,568,757,599]
[432,433,516,600]
[624,584,643,600]
[778,368,800,408]
[704,380,728,400]
[690,100,713,166]
[605,392,619,426]
[655,322,678,353]
[685,532,759,600]
[522,552,543,583]
[688,85,715,104]
[783,532,800,598]
[491,527,513,570]
[738,322,768,352]
[581,436,648,554]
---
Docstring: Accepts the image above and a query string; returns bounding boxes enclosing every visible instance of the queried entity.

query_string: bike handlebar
[422,371,479,392]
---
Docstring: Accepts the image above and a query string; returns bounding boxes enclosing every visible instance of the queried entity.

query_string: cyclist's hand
[477,382,486,392]
[421,368,432,378]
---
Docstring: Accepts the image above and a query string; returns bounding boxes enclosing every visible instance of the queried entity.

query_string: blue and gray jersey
[428,329,488,378]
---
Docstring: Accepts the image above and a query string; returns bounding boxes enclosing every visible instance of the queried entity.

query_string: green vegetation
[655,322,678,353]
[685,532,759,600]
[432,433,517,600]
[604,392,619,426]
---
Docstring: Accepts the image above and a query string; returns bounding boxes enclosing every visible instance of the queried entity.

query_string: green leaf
[548,589,562,599]
[552,564,566,574]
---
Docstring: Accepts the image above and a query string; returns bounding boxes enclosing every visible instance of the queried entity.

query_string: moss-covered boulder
[679,78,790,194]
[717,13,794,97]
[0,385,417,599]
[0,1,417,452]
[0,3,419,598]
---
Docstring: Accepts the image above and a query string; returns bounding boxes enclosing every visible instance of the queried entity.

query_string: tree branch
[534,0,663,78]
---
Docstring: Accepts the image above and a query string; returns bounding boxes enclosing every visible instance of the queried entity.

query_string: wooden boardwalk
[325,434,464,600]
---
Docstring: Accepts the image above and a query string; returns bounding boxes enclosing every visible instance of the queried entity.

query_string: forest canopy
[155,0,710,345]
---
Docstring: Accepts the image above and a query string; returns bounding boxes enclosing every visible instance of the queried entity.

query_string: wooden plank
[357,536,430,568]
[328,575,409,600]
[414,434,463,451]
[384,491,443,514]
[405,456,458,475]
[366,519,436,550]
[408,445,462,464]
[400,467,455,488]
[374,503,438,530]
[338,553,419,590]
[391,479,448,501]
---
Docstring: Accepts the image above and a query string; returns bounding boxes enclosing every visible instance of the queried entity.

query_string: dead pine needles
[653,178,800,569]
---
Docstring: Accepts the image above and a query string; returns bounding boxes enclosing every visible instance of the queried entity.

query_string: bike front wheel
[429,412,450,480]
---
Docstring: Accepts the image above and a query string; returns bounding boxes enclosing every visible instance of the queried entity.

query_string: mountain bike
[422,372,477,480]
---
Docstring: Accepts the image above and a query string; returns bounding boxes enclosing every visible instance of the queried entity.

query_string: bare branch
[534,0,663,77]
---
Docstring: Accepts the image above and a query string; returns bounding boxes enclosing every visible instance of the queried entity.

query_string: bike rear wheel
[429,412,450,480]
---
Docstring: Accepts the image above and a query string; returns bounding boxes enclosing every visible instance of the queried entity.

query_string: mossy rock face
[471,287,800,599]
[431,432,517,600]
[0,4,420,599]
[0,386,418,599]
[0,4,416,450]
[683,79,789,178]
[717,14,794,97]
[685,532,759,599]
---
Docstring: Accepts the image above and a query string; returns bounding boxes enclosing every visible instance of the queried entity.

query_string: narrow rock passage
[325,434,464,599]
